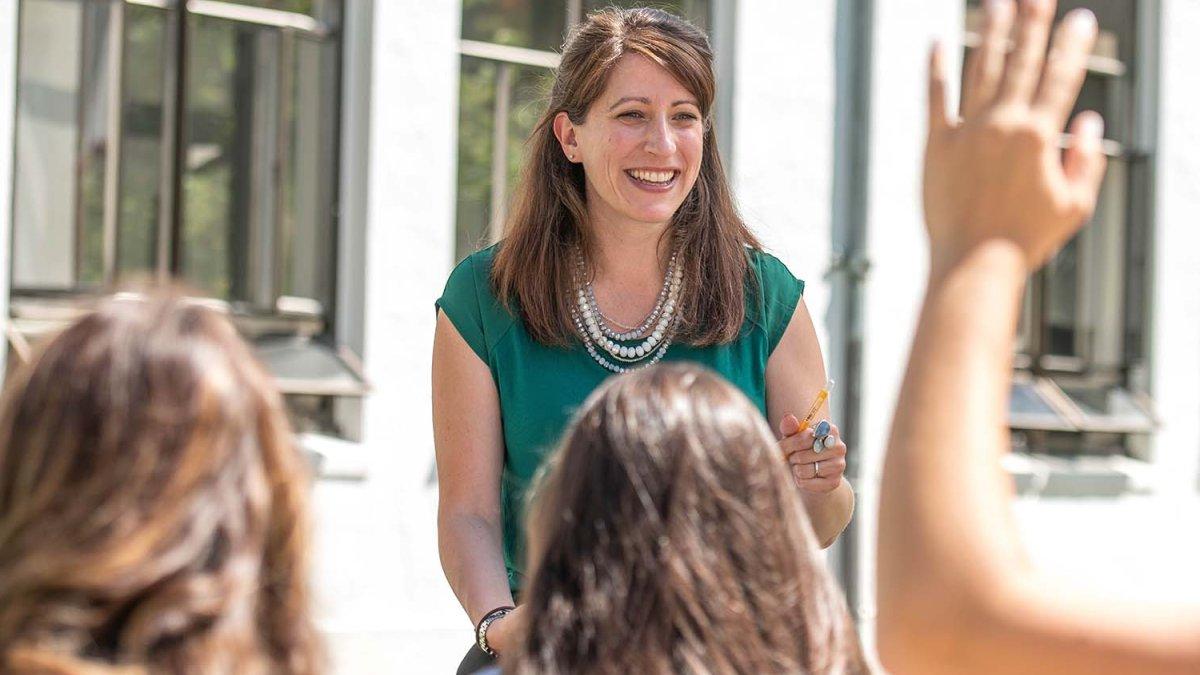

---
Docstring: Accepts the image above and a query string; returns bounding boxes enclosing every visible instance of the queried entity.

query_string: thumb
[779,413,800,437]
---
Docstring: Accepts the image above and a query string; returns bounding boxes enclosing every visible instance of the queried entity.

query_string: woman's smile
[625,168,680,192]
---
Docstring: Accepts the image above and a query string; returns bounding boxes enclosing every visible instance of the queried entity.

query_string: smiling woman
[432,7,855,673]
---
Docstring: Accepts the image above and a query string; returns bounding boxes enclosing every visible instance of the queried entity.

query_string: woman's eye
[619,111,645,120]
[675,113,699,122]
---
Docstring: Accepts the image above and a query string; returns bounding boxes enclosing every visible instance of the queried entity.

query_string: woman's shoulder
[744,247,804,351]
[443,243,500,293]
[745,247,805,299]
[436,244,512,364]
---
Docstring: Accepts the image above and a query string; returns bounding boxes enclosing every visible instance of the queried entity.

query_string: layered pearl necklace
[570,246,683,374]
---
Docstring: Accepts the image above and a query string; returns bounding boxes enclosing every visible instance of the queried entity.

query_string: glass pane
[12,0,83,289]
[117,4,167,277]
[279,36,339,310]
[582,0,710,30]
[1059,385,1155,434]
[454,57,551,260]
[76,1,113,287]
[462,0,567,52]
[455,56,496,259]
[181,16,237,300]
[1042,236,1082,357]
[1069,72,1128,144]
[181,16,280,305]
[1009,380,1075,431]
[1011,381,1058,417]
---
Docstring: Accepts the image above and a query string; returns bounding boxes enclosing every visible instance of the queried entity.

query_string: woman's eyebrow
[609,96,650,110]
[607,96,700,110]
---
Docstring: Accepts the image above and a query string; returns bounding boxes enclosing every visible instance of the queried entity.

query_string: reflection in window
[462,0,567,52]
[582,0,709,29]
[118,4,167,275]
[455,57,551,257]
[13,0,84,289]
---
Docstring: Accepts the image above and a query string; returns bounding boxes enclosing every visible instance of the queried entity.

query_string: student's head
[0,293,320,673]
[513,363,868,674]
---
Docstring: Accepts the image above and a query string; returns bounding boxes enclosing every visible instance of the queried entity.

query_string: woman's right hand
[483,605,525,656]
[922,0,1107,278]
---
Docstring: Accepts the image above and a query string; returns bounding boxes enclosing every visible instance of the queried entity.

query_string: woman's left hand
[779,414,846,494]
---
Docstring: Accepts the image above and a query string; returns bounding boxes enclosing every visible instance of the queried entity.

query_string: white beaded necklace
[570,246,683,374]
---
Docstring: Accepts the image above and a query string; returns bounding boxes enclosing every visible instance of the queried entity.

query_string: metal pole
[101,0,126,285]
[830,0,873,625]
[158,0,187,278]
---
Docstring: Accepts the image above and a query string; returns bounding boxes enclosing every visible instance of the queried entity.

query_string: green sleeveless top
[435,245,804,593]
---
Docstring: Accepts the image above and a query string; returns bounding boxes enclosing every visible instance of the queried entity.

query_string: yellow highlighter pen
[796,378,835,433]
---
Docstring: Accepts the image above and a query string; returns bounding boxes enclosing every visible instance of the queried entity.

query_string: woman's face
[558,53,705,229]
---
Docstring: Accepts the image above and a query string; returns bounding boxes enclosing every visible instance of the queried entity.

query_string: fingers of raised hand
[961,0,1015,118]
[1033,8,1098,132]
[997,0,1056,105]
[1063,111,1107,212]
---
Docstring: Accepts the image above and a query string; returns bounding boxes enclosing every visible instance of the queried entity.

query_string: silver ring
[813,461,820,478]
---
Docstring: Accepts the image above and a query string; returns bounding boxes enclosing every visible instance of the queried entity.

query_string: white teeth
[629,169,675,184]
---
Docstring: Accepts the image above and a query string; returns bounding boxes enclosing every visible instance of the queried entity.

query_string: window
[455,0,713,261]
[964,1,1157,455]
[11,0,362,436]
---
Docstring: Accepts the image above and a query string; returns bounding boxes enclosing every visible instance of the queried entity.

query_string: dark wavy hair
[0,292,322,673]
[491,7,762,347]
[509,364,869,674]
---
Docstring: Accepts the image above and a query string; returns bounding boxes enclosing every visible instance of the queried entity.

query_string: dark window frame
[10,0,342,330]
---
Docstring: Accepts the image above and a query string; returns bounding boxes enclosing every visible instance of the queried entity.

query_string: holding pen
[780,378,842,485]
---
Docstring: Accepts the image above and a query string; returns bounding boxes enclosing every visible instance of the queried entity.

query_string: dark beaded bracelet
[475,605,516,657]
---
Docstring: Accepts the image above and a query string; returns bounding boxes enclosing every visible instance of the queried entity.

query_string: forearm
[802,477,854,548]
[878,242,1031,643]
[438,511,515,624]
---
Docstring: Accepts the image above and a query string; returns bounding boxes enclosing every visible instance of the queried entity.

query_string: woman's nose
[644,116,677,156]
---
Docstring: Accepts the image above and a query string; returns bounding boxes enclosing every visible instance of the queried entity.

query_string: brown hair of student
[491,7,762,347]
[509,363,869,674]
[0,293,322,674]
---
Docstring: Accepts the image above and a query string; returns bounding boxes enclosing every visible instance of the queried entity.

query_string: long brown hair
[492,7,762,347]
[510,364,869,674]
[0,292,321,673]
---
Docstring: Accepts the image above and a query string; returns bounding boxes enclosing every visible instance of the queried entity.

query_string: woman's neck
[586,203,673,286]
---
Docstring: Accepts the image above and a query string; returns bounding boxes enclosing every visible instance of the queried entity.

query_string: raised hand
[923,0,1106,278]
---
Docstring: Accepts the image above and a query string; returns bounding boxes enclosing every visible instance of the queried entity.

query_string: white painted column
[0,0,16,377]
[731,0,837,347]
[855,0,962,650]
[1151,0,1200,495]
[311,0,466,671]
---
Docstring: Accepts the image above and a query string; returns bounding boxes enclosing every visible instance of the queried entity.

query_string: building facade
[1,1,1199,671]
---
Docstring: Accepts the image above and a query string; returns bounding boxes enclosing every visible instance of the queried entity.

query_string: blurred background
[2,0,1199,672]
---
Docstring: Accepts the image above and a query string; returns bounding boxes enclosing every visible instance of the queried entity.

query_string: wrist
[928,238,1029,288]
[475,605,515,657]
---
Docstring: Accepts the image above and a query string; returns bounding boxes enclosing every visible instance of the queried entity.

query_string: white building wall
[732,0,837,350]
[854,0,963,648]
[311,0,466,672]
[1150,0,1200,495]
